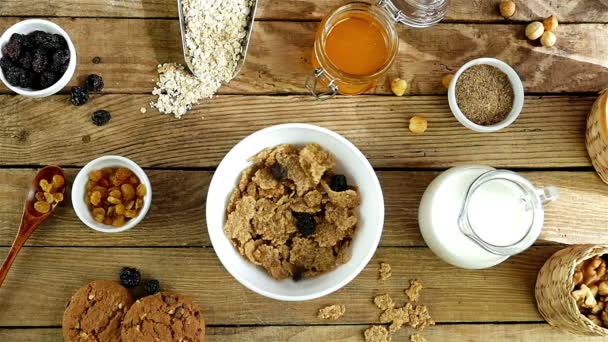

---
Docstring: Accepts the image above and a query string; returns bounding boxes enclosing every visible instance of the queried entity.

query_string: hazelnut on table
[499,0,516,18]
[525,21,544,40]
[543,15,559,32]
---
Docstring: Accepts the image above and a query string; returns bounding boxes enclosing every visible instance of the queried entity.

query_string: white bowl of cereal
[206,123,384,301]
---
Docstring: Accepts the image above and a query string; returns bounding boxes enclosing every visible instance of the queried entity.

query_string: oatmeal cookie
[63,280,134,342]
[121,292,205,342]
[224,144,360,280]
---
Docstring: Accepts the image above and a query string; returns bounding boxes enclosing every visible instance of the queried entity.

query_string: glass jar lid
[377,0,449,28]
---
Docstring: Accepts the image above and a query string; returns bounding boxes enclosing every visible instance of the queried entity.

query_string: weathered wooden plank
[0,246,559,326]
[0,169,606,247]
[0,19,606,95]
[0,95,593,168]
[1,0,607,23]
[0,324,603,341]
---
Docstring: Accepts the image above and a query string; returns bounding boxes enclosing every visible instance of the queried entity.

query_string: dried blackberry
[85,74,104,92]
[329,175,348,192]
[34,32,64,50]
[271,162,287,181]
[51,60,69,75]
[119,267,141,288]
[70,86,89,106]
[4,66,35,88]
[3,33,25,61]
[0,56,13,72]
[39,71,58,89]
[292,267,304,282]
[91,110,111,126]
[18,51,33,70]
[296,213,316,236]
[52,49,69,67]
[32,49,48,73]
[143,279,160,295]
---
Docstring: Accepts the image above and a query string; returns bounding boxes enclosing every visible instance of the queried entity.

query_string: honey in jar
[306,0,449,98]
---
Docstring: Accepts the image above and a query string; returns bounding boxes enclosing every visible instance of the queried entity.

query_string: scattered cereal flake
[364,325,391,342]
[380,307,409,333]
[405,279,423,302]
[379,262,392,281]
[140,107,147,114]
[317,304,346,320]
[374,294,395,311]
[407,304,435,331]
[410,333,427,342]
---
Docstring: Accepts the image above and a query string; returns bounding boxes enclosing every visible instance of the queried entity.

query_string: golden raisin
[39,179,53,193]
[112,215,125,227]
[103,217,113,225]
[94,214,105,223]
[409,115,428,134]
[107,196,122,205]
[135,199,143,210]
[52,175,65,189]
[128,176,139,184]
[86,180,96,191]
[121,184,136,201]
[35,192,45,202]
[136,184,147,198]
[125,200,135,210]
[98,178,111,188]
[441,74,454,90]
[92,208,105,217]
[34,201,51,214]
[89,170,103,182]
[125,209,138,219]
[44,192,55,203]
[109,189,122,199]
[54,192,64,203]
[115,204,125,216]
[90,191,102,206]
[115,168,133,181]
[107,205,115,217]
[110,174,122,187]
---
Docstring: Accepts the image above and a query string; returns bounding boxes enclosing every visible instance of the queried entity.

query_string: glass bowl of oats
[206,124,384,301]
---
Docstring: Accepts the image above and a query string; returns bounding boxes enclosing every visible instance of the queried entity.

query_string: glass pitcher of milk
[418,165,558,269]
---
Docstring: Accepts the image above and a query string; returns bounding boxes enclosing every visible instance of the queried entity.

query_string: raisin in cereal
[223,144,361,280]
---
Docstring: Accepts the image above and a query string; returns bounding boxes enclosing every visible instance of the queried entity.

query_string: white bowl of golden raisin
[72,156,152,233]
[206,124,385,301]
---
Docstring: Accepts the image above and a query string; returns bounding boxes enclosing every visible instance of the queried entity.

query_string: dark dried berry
[329,175,348,192]
[18,51,33,70]
[271,162,287,181]
[0,56,13,72]
[85,74,104,92]
[143,279,160,295]
[31,49,48,73]
[296,213,316,236]
[3,33,25,61]
[52,49,70,67]
[51,61,68,75]
[91,110,111,126]
[70,86,89,106]
[39,71,58,89]
[292,266,304,282]
[34,32,65,50]
[4,66,35,88]
[119,267,141,288]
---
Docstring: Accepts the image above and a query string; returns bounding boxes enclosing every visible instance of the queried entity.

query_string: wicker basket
[586,91,608,184]
[535,245,608,336]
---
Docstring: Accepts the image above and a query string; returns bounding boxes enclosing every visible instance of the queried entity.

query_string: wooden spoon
[0,165,66,288]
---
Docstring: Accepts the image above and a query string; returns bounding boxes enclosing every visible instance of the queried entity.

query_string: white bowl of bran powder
[448,58,524,133]
[206,124,385,301]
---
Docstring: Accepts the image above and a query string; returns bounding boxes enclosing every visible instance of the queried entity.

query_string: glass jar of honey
[306,0,448,99]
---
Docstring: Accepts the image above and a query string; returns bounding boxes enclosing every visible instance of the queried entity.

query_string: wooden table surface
[1,0,608,341]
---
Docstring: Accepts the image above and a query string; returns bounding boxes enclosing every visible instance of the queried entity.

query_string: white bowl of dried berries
[206,123,385,301]
[0,19,77,97]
